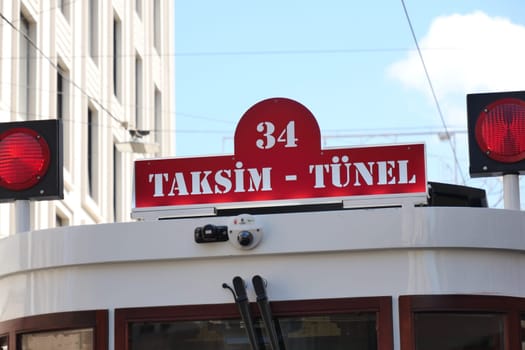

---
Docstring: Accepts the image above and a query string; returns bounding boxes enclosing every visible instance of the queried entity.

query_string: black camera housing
[194,224,229,243]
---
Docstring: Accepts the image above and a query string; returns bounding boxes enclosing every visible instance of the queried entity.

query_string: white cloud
[388,11,525,124]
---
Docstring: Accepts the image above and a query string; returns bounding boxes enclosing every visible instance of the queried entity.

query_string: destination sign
[134,98,426,209]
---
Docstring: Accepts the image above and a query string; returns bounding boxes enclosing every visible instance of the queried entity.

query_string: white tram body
[0,203,524,349]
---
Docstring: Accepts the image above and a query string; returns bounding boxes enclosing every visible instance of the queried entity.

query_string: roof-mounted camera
[194,214,263,249]
[228,214,263,250]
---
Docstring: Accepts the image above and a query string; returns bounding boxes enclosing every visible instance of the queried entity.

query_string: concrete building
[0,0,175,237]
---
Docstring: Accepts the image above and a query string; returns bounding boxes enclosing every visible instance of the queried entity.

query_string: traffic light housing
[467,91,525,177]
[0,119,63,202]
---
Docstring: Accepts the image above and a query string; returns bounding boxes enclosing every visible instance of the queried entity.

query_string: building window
[153,0,161,52]
[112,145,122,222]
[58,0,70,21]
[154,87,162,152]
[55,214,64,227]
[116,297,393,349]
[19,12,35,119]
[399,295,525,350]
[135,54,142,128]
[88,0,98,62]
[87,107,98,200]
[57,63,70,170]
[135,0,142,18]
[113,14,122,100]
[55,207,69,227]
[57,70,64,120]
[0,310,107,350]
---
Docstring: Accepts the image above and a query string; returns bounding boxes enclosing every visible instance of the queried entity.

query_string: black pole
[223,277,261,350]
[252,275,282,350]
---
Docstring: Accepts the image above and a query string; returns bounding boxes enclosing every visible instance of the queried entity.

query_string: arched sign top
[133,98,427,213]
[234,98,321,158]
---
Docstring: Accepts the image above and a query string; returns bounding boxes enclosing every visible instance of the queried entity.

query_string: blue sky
[174,1,525,208]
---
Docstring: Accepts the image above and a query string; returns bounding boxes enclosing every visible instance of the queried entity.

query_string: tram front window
[521,314,525,349]
[0,336,7,350]
[278,313,377,350]
[20,328,93,350]
[414,313,504,350]
[129,313,378,350]
[129,319,260,349]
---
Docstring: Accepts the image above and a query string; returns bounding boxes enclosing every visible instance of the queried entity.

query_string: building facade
[0,0,175,236]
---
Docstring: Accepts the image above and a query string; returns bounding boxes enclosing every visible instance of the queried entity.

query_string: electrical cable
[9,0,80,24]
[175,47,461,57]
[399,0,466,184]
[0,11,129,130]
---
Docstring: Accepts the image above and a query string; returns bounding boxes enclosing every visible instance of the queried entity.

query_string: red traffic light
[475,98,525,163]
[0,119,62,202]
[467,91,525,177]
[0,127,51,190]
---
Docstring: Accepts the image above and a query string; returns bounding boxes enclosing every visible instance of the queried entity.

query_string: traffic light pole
[503,174,521,210]
[15,200,30,233]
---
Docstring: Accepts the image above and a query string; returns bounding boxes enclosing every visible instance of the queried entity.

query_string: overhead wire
[9,0,80,24]
[0,2,477,188]
[0,77,196,136]
[399,0,466,185]
[176,112,233,124]
[0,11,129,130]
[0,47,469,62]
[175,47,451,57]
[0,10,182,138]
[174,46,522,57]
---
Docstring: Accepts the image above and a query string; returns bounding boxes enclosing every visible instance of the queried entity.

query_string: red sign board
[134,98,426,209]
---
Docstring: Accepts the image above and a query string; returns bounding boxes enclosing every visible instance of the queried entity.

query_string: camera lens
[194,227,204,243]
[203,224,216,236]
[237,230,253,246]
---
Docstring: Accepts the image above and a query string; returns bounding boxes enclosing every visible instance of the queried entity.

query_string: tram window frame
[521,314,525,347]
[0,334,7,350]
[0,310,108,350]
[115,296,393,350]
[399,294,525,350]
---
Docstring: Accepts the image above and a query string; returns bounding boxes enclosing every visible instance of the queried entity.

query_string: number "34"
[255,121,298,150]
